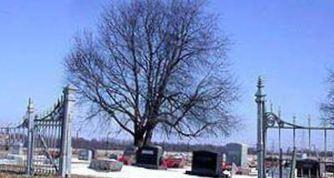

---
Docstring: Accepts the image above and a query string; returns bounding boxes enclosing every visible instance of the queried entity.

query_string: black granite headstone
[124,146,137,156]
[135,145,164,169]
[325,163,334,173]
[296,159,320,177]
[186,150,223,177]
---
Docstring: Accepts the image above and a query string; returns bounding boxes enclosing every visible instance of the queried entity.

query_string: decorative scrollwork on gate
[265,112,278,128]
[264,112,285,128]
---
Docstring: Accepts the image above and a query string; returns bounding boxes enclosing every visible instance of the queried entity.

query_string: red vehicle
[118,146,137,165]
[164,155,186,168]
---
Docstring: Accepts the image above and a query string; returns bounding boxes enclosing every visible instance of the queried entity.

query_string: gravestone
[186,150,223,177]
[78,149,93,161]
[124,146,137,156]
[109,153,118,160]
[296,159,320,177]
[225,143,248,167]
[135,145,164,169]
[6,154,25,165]
[89,159,123,172]
[9,142,23,155]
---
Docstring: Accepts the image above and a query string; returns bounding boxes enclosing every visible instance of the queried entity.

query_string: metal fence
[0,122,28,174]
[0,86,75,177]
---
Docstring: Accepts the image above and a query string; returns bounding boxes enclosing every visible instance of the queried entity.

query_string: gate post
[255,77,266,178]
[26,98,34,175]
[60,85,76,177]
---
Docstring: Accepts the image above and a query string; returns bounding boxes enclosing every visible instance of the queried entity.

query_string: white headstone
[10,142,23,155]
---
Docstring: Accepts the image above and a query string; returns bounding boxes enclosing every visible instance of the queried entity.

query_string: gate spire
[255,76,266,178]
[26,98,35,175]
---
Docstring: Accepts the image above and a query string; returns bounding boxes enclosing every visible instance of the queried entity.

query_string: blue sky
[1,0,334,150]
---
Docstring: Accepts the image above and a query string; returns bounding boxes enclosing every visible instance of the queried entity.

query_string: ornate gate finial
[255,76,265,101]
[26,97,34,175]
[27,98,34,113]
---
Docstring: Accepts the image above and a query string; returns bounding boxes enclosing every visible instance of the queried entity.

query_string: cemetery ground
[0,143,256,178]
[0,160,195,178]
[71,161,251,178]
[70,150,254,178]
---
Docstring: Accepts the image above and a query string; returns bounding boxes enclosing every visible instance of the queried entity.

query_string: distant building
[225,143,248,167]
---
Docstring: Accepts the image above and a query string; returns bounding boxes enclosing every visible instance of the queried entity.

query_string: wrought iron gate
[0,86,75,177]
[255,77,334,178]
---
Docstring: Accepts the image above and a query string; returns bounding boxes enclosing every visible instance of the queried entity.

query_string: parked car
[164,154,186,168]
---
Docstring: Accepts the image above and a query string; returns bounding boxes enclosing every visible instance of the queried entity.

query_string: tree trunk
[134,125,155,147]
[143,127,154,146]
[134,132,144,147]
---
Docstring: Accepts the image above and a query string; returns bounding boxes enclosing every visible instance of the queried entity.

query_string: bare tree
[65,0,238,147]
[321,70,334,125]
